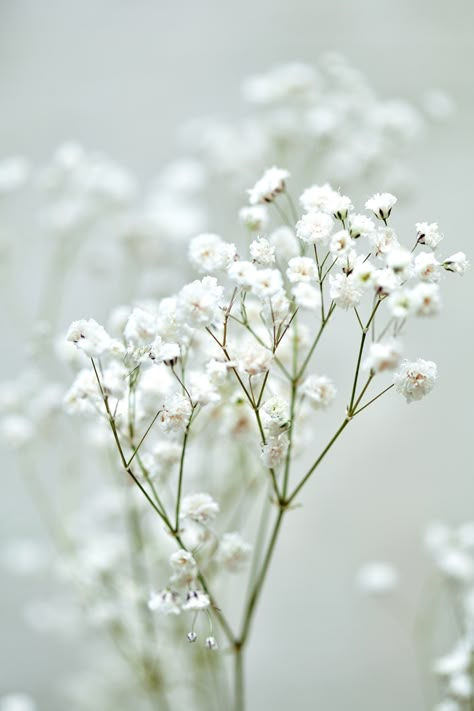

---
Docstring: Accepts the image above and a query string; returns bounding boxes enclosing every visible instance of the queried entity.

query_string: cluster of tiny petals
[189,232,237,273]
[247,166,289,204]
[393,359,437,403]
[364,192,397,220]
[179,493,219,523]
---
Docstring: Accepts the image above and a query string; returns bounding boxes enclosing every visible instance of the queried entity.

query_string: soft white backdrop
[1,1,473,709]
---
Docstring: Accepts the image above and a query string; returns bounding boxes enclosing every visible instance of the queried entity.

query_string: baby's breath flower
[299,183,338,213]
[249,237,275,266]
[393,359,437,403]
[177,276,224,328]
[239,205,269,231]
[205,636,218,651]
[248,166,289,205]
[296,210,334,245]
[386,247,412,277]
[363,340,402,373]
[149,336,180,365]
[251,268,284,299]
[148,589,181,615]
[286,256,317,283]
[348,214,375,239]
[182,590,210,611]
[261,396,290,435]
[158,393,192,432]
[269,226,300,260]
[292,282,321,310]
[416,221,443,249]
[443,252,470,275]
[235,343,273,376]
[328,193,353,221]
[373,267,400,296]
[187,631,197,643]
[370,227,400,257]
[180,493,219,524]
[66,318,116,358]
[412,282,441,317]
[301,374,336,409]
[261,433,289,468]
[124,307,157,346]
[189,233,236,273]
[365,192,397,221]
[217,532,252,572]
[329,273,362,309]
[227,259,257,288]
[414,251,440,281]
[329,229,354,258]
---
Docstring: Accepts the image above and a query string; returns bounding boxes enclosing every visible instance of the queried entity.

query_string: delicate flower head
[227,259,257,288]
[296,211,334,245]
[148,589,181,615]
[329,229,354,258]
[177,276,224,328]
[329,273,362,309]
[239,204,269,231]
[301,374,336,409]
[386,247,412,277]
[365,192,397,220]
[286,256,318,283]
[149,336,180,365]
[349,214,375,239]
[248,166,289,205]
[393,359,437,403]
[249,237,275,266]
[205,636,218,650]
[261,433,289,468]
[363,340,402,373]
[261,396,290,435]
[217,532,252,572]
[411,282,441,317]
[180,493,219,523]
[416,221,443,249]
[292,282,321,310]
[299,183,338,213]
[66,319,115,358]
[124,307,157,346]
[443,252,470,275]
[251,268,284,299]
[158,393,192,432]
[414,252,440,282]
[189,233,236,273]
[370,226,400,257]
[182,590,210,611]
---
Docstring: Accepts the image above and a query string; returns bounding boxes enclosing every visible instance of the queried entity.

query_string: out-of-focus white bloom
[433,701,462,711]
[169,550,197,586]
[363,340,402,373]
[261,433,289,468]
[217,532,252,572]
[269,226,300,260]
[148,336,180,366]
[296,211,334,245]
[177,276,224,328]
[386,247,412,277]
[0,415,34,447]
[248,166,289,204]
[387,289,418,319]
[261,290,291,324]
[242,62,315,105]
[301,374,336,409]
[412,283,441,317]
[182,590,210,611]
[227,259,257,287]
[433,641,472,677]
[352,258,376,288]
[449,673,473,700]
[250,237,275,265]
[349,214,375,239]
[424,522,452,556]
[158,394,192,432]
[239,205,269,231]
[356,562,399,595]
[124,307,157,346]
[416,221,443,249]
[189,233,236,273]
[443,252,470,275]
[206,358,231,384]
[180,493,219,523]
[0,157,30,194]
[370,227,400,257]
[66,319,116,358]
[286,256,317,283]
[328,193,353,221]
[365,192,397,221]
[251,268,284,299]
[329,273,362,309]
[414,252,440,282]
[330,230,354,258]
[373,268,400,296]
[188,371,220,405]
[292,282,321,310]
[393,359,437,403]
[261,396,290,435]
[235,343,273,375]
[205,636,218,650]
[148,589,181,615]
[299,183,338,213]
[436,548,474,582]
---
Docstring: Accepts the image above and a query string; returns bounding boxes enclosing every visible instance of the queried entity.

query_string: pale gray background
[1,1,473,709]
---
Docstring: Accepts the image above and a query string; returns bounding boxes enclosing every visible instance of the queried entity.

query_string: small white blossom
[365,192,397,220]
[416,221,443,249]
[227,259,257,287]
[261,396,290,435]
[189,233,236,273]
[239,205,269,231]
[148,589,181,615]
[393,359,437,403]
[235,343,273,375]
[299,183,338,213]
[251,268,284,299]
[286,256,317,283]
[387,289,418,319]
[250,237,275,265]
[177,276,224,328]
[330,229,355,258]
[217,532,252,572]
[149,336,180,365]
[449,673,473,700]
[443,252,470,275]
[329,273,362,309]
[349,214,375,239]
[269,226,300,260]
[124,307,157,346]
[158,394,192,432]
[301,375,336,409]
[292,282,321,310]
[296,211,334,245]
[433,641,472,677]
[180,493,219,523]
[386,247,412,277]
[412,282,441,317]
[261,433,289,468]
[373,268,400,296]
[363,340,402,373]
[66,319,115,358]
[205,636,218,650]
[370,227,400,257]
[328,193,353,220]
[248,166,289,205]
[352,258,376,288]
[182,590,210,611]
[169,550,197,585]
[414,252,440,282]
